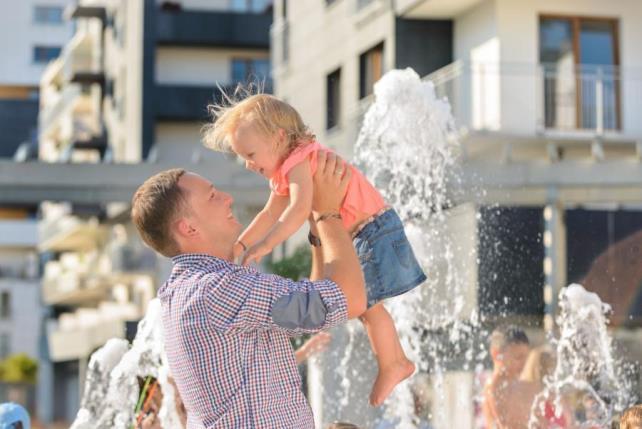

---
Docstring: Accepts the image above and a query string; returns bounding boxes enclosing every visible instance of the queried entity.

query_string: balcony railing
[156,8,271,48]
[39,85,93,137]
[425,61,642,136]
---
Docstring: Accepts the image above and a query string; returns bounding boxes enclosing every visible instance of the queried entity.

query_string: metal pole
[596,68,604,135]
[543,196,567,331]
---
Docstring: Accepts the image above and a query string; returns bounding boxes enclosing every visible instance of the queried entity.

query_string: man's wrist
[308,230,321,247]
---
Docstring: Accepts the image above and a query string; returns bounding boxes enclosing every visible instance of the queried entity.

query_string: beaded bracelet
[315,212,342,223]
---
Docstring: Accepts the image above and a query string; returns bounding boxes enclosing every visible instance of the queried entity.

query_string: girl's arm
[235,191,289,257]
[242,160,313,264]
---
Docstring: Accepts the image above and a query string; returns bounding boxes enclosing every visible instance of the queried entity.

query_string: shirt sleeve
[204,267,348,336]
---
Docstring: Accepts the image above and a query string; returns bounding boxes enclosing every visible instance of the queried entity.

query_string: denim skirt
[353,209,427,308]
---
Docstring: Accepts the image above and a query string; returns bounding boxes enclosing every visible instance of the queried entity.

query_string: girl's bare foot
[369,358,416,406]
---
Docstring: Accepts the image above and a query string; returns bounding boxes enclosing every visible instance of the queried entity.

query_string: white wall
[0,0,74,86]
[273,0,395,158]
[155,47,269,86]
[454,0,500,130]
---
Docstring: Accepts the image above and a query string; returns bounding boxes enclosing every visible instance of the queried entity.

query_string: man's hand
[242,240,272,266]
[312,151,351,216]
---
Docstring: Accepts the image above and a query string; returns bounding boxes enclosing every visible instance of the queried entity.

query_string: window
[0,292,10,319]
[0,334,9,359]
[34,5,64,24]
[326,68,341,130]
[540,16,620,131]
[359,42,384,99]
[231,58,271,85]
[33,46,62,64]
[231,0,271,13]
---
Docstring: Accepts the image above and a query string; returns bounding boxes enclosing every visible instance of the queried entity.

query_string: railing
[425,61,642,135]
[39,85,92,136]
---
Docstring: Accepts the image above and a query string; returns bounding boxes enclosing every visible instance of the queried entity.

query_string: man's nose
[245,160,254,171]
[224,193,234,205]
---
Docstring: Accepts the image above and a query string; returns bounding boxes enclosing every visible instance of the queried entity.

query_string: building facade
[36,0,272,425]
[0,0,74,158]
[273,1,642,427]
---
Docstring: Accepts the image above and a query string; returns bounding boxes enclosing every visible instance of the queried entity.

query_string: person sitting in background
[483,326,535,429]
[0,402,30,429]
[520,346,571,428]
[620,404,642,429]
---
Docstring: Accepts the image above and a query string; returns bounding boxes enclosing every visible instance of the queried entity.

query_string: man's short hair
[131,168,188,257]
[621,404,642,429]
[489,325,530,351]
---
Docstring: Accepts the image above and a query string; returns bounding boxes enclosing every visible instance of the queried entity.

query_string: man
[131,152,366,428]
[483,326,536,429]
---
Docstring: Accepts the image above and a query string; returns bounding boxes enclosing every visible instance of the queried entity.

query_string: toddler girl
[203,94,426,406]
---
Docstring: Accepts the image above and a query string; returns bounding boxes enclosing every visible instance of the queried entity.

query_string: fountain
[70,299,181,429]
[69,68,636,429]
[529,284,636,428]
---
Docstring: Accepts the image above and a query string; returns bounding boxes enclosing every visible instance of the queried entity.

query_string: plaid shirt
[158,253,348,429]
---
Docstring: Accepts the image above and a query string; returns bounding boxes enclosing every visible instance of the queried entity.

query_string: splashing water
[529,284,635,428]
[327,67,477,428]
[70,299,182,429]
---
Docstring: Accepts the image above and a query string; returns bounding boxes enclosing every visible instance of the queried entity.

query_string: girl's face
[230,121,284,179]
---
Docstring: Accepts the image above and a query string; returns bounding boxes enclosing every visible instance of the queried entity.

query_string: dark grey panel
[156,9,271,49]
[395,18,453,77]
[0,99,39,158]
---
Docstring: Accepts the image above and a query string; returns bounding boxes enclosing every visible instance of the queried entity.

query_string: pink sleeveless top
[269,140,386,229]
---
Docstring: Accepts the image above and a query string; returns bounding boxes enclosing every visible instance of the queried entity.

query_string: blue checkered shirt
[158,253,348,429]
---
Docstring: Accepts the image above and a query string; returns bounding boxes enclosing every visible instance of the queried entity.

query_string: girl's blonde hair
[621,404,642,429]
[202,86,315,157]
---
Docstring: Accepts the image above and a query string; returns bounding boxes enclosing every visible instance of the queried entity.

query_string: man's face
[494,343,530,379]
[230,121,282,179]
[178,173,241,249]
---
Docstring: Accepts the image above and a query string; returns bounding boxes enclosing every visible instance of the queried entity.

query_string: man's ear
[175,217,198,239]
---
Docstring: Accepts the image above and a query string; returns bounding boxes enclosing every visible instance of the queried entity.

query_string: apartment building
[36,0,272,424]
[273,1,642,427]
[0,0,74,158]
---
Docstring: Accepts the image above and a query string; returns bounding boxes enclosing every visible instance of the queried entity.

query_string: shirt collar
[171,253,231,270]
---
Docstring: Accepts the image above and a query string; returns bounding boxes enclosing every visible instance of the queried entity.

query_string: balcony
[396,0,484,18]
[426,61,642,146]
[66,4,107,22]
[48,302,139,361]
[39,85,93,138]
[156,9,271,49]
[39,216,106,253]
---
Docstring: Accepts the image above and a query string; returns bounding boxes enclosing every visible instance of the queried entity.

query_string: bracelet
[236,240,247,251]
[314,212,342,223]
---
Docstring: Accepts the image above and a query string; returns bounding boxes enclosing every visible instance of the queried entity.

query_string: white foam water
[529,284,635,428]
[70,299,181,429]
[350,68,470,428]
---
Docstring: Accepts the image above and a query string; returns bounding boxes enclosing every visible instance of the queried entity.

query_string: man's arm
[309,151,366,319]
[205,152,364,334]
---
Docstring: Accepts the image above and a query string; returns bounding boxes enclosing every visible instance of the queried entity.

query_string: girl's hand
[295,332,332,364]
[242,240,272,266]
